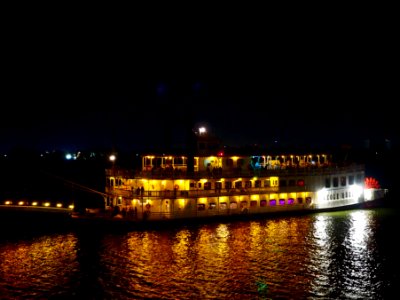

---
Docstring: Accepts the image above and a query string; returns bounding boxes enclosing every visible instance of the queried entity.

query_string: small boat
[71,126,388,226]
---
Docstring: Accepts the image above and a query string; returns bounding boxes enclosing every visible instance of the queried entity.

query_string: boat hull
[69,189,388,229]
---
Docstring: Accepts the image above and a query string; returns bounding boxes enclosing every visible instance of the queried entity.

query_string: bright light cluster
[317,184,364,202]
[2,201,74,209]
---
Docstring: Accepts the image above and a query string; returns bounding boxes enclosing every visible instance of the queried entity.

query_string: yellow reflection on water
[172,229,192,257]
[170,229,193,279]
[0,234,78,296]
[121,215,372,299]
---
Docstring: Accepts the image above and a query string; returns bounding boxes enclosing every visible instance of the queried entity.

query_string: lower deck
[82,188,384,222]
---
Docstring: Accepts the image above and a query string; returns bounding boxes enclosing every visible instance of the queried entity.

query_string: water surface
[1,207,399,299]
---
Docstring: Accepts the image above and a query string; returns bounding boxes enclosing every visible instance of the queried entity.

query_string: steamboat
[72,127,388,225]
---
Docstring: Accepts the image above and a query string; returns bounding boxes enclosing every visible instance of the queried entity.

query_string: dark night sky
[1,14,398,153]
[1,73,396,153]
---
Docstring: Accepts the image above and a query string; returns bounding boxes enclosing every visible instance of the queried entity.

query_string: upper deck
[106,163,365,181]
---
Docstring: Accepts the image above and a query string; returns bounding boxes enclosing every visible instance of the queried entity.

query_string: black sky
[1,12,398,153]
[1,72,396,153]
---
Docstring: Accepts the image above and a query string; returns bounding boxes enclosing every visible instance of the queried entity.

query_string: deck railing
[106,185,314,200]
[106,164,365,179]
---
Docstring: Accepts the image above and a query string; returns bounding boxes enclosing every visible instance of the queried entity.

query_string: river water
[1,206,399,299]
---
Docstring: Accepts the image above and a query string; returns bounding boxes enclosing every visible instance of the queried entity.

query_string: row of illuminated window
[325,174,363,188]
[197,197,312,210]
[191,179,305,190]
[324,191,355,201]
[144,156,329,169]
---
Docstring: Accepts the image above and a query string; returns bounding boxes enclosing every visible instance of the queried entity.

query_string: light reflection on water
[308,211,377,299]
[0,234,79,298]
[0,208,399,299]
